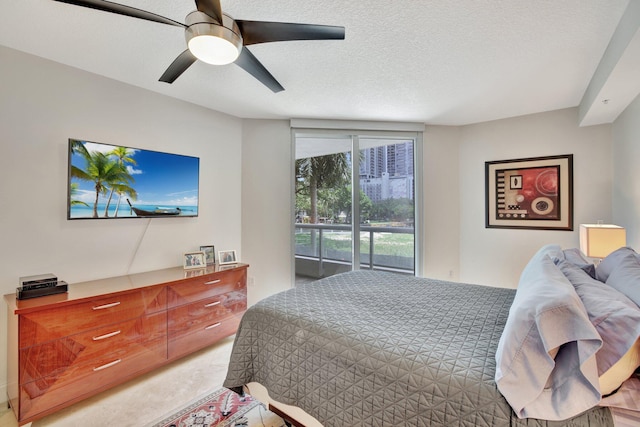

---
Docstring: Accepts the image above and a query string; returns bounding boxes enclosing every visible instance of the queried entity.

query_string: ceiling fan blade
[51,0,185,27]
[236,21,345,45]
[195,0,223,24]
[159,50,198,84]
[234,48,284,93]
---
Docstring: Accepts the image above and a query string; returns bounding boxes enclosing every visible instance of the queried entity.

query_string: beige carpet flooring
[0,336,236,427]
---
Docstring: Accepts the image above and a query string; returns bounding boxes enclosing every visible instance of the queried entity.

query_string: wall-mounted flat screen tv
[68,139,199,219]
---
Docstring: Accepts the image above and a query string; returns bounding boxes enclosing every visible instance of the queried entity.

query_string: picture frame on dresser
[183,251,206,269]
[219,250,237,265]
[200,245,216,265]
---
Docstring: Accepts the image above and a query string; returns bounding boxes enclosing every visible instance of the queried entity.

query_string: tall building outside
[359,141,414,203]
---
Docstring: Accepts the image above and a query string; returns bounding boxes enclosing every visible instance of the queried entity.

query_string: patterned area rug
[147,388,287,427]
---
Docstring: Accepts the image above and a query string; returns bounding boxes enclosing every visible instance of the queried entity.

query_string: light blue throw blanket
[495,245,603,420]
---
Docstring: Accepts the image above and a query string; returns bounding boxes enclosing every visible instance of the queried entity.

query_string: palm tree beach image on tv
[67,139,199,219]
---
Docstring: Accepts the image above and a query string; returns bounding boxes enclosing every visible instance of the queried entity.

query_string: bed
[224,245,640,426]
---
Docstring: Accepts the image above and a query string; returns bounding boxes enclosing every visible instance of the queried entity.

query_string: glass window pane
[359,138,415,273]
[294,133,416,285]
[295,135,352,282]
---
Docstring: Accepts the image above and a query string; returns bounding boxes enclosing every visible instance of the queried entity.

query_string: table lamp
[579,223,626,260]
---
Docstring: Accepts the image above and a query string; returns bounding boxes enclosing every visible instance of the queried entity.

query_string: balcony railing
[295,223,414,277]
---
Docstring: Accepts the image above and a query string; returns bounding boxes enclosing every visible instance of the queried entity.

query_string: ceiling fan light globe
[188,35,240,65]
[185,16,243,65]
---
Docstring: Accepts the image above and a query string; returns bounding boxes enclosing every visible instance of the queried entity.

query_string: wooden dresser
[4,264,248,426]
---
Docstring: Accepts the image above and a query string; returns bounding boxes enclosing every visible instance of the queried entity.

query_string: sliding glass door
[294,130,418,283]
[295,135,353,281]
[358,138,415,272]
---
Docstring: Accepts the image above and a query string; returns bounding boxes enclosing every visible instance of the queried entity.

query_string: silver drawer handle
[204,279,221,285]
[93,330,121,341]
[93,359,122,371]
[204,301,221,308]
[92,301,121,310]
[205,322,221,330]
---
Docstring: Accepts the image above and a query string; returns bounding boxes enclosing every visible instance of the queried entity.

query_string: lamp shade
[579,224,626,258]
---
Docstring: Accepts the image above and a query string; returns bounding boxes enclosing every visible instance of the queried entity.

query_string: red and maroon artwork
[496,166,560,220]
[486,155,573,230]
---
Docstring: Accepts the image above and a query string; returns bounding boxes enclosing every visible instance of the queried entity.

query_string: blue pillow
[562,248,596,279]
[605,252,640,308]
[596,247,639,282]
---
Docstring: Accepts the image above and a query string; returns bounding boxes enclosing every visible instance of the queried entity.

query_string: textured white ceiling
[0,0,634,125]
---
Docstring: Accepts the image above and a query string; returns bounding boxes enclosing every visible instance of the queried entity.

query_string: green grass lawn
[295,230,414,257]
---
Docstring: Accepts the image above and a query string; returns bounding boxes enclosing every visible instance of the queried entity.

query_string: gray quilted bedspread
[223,271,613,426]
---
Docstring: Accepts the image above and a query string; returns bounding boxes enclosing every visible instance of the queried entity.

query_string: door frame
[291,127,424,282]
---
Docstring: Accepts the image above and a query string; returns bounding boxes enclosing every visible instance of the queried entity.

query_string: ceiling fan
[52,0,346,92]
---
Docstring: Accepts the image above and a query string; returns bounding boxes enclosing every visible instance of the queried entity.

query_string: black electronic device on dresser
[16,273,68,299]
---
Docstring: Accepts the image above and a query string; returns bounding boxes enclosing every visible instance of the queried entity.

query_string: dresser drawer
[167,268,246,308]
[168,290,246,334]
[17,324,167,422]
[19,312,167,383]
[19,287,166,348]
[168,313,243,360]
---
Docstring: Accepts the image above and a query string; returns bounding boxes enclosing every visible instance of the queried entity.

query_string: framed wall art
[485,154,573,230]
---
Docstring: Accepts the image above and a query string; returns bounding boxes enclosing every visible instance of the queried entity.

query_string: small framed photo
[199,245,216,265]
[183,251,206,269]
[218,250,237,265]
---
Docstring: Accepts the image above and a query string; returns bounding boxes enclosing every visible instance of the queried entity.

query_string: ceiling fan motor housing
[185,11,243,64]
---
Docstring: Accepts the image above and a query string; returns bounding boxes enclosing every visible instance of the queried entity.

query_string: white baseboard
[0,382,7,406]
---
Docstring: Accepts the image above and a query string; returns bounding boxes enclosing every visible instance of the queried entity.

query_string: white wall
[422,126,461,281]
[0,46,243,404]
[612,94,640,247]
[457,108,613,287]
[241,120,294,306]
